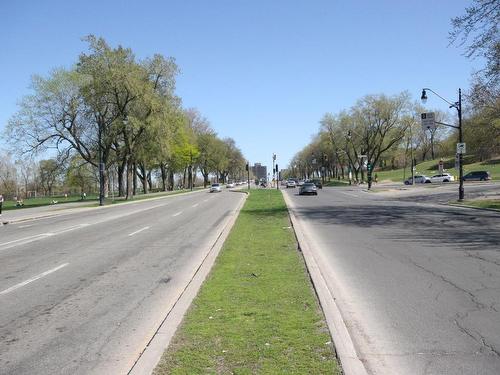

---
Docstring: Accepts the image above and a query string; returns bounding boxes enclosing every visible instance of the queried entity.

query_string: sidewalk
[1,200,95,224]
[0,189,209,224]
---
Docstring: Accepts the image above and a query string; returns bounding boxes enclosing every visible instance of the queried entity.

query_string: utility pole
[246,162,250,191]
[276,164,279,190]
[98,123,104,206]
[421,88,465,201]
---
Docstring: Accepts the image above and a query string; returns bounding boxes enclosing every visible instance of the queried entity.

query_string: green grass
[154,190,340,375]
[324,179,350,187]
[453,199,500,210]
[375,156,500,182]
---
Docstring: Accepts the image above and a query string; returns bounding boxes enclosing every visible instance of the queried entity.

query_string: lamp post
[98,121,104,206]
[272,153,276,187]
[189,149,193,191]
[421,88,464,200]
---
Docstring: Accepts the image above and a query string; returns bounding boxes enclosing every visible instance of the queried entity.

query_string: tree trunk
[103,169,109,198]
[160,163,167,191]
[132,163,137,196]
[125,160,134,200]
[118,160,126,197]
[138,163,148,194]
[168,170,174,191]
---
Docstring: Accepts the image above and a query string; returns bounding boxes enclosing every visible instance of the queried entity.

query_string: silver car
[404,175,431,185]
[430,173,455,183]
[209,183,221,192]
[299,182,318,195]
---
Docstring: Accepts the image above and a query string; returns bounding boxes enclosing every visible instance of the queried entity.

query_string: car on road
[226,182,235,188]
[299,182,318,195]
[462,171,491,181]
[209,183,221,192]
[310,179,323,189]
[297,180,305,186]
[430,173,455,183]
[286,180,296,188]
[404,175,431,185]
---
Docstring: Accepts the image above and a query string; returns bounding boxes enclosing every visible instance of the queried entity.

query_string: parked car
[286,180,296,188]
[299,182,318,195]
[209,183,221,192]
[404,175,431,185]
[430,173,455,183]
[462,171,491,181]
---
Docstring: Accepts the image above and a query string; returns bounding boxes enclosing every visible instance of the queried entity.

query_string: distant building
[252,163,267,181]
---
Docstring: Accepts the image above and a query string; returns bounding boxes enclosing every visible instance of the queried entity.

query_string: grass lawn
[154,189,340,375]
[452,199,500,211]
[324,179,350,187]
[375,156,500,183]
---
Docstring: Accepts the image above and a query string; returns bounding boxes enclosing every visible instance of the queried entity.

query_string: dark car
[311,179,323,189]
[462,171,491,181]
[299,182,318,195]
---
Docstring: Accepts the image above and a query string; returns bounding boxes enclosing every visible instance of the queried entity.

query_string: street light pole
[458,88,464,200]
[189,149,193,191]
[421,88,464,201]
[98,123,104,206]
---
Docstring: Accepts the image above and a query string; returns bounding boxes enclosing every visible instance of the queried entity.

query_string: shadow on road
[293,204,500,251]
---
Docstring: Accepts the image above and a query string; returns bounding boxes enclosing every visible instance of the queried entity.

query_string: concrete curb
[282,191,368,375]
[447,202,500,213]
[127,192,248,375]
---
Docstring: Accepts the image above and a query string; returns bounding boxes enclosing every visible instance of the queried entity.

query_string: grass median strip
[154,189,340,374]
[451,199,500,210]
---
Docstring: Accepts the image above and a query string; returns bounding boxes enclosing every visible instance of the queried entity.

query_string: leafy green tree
[39,159,61,196]
[65,156,96,194]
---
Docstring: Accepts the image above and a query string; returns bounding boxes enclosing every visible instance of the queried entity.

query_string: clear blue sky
[0,0,481,168]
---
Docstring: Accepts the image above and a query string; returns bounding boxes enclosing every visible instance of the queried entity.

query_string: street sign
[421,112,436,131]
[456,143,466,154]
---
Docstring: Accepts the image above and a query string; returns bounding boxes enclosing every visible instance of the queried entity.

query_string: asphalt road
[0,189,245,375]
[284,184,500,374]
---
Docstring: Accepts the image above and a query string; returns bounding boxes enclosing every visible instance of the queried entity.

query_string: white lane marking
[128,226,151,237]
[340,191,359,198]
[0,263,69,296]
[192,203,199,208]
[17,224,34,229]
[172,211,183,217]
[203,199,209,202]
[0,224,90,251]
[0,233,49,247]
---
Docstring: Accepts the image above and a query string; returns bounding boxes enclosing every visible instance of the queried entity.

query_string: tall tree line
[4,36,246,199]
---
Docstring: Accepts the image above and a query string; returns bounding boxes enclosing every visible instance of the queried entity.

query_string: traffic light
[245,163,249,171]
[367,163,372,172]
[275,164,278,173]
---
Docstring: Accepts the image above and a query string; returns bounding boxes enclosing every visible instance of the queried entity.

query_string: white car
[286,180,296,188]
[430,173,455,183]
[226,182,235,188]
[209,183,222,192]
[404,175,431,185]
